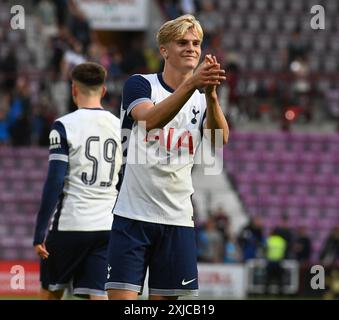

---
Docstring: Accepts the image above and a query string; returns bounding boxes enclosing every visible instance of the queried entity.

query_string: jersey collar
[79,107,105,110]
[157,73,174,93]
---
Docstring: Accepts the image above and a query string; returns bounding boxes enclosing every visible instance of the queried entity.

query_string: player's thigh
[148,225,198,295]
[105,215,150,292]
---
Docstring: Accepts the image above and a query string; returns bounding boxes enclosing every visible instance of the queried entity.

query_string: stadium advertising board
[76,0,149,30]
[198,264,247,299]
[0,261,39,297]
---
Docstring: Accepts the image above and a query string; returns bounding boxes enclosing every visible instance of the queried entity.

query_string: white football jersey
[49,108,122,231]
[113,73,206,227]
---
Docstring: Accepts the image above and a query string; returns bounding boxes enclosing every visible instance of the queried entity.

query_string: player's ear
[160,45,168,60]
[72,82,77,97]
[101,85,106,98]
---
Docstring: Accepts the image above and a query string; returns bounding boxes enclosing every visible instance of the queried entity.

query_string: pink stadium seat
[285,207,301,218]
[237,184,252,195]
[312,175,333,187]
[293,184,309,197]
[318,163,334,175]
[11,180,26,192]
[305,208,321,218]
[301,163,317,175]
[20,158,37,169]
[314,185,329,197]
[2,249,19,260]
[254,172,273,185]
[266,206,281,217]
[281,162,298,174]
[291,174,312,186]
[259,162,278,173]
[324,208,338,219]
[298,153,320,165]
[260,151,281,163]
[273,183,290,196]
[235,172,254,184]
[273,173,293,185]
[0,158,16,168]
[317,218,336,231]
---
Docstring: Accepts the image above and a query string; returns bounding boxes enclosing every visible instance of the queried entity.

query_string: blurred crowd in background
[2,0,339,146]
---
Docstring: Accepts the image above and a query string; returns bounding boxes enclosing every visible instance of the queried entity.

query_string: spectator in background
[223,52,240,122]
[0,94,11,144]
[286,28,309,67]
[143,47,162,74]
[207,34,225,66]
[238,217,265,261]
[319,225,339,299]
[0,47,18,92]
[320,225,339,268]
[325,82,339,131]
[161,0,196,18]
[8,77,32,146]
[120,36,148,75]
[224,233,242,263]
[275,215,294,259]
[36,0,58,38]
[162,0,183,19]
[292,226,311,263]
[61,42,86,81]
[292,225,311,297]
[265,227,287,296]
[180,0,196,14]
[196,0,223,48]
[52,0,68,26]
[68,0,91,52]
[213,206,230,238]
[197,216,224,263]
[49,26,72,76]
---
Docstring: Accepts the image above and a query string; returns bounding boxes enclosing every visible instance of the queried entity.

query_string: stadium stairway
[192,144,249,235]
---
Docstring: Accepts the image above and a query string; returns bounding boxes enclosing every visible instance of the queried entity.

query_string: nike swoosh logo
[182,278,196,286]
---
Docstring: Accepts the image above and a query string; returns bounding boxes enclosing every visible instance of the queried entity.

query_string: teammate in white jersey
[33,62,122,299]
[105,15,229,300]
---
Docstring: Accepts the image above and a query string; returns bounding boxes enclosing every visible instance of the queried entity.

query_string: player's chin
[182,61,198,71]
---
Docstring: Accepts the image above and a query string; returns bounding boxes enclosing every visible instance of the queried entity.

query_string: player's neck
[162,65,193,90]
[76,97,103,109]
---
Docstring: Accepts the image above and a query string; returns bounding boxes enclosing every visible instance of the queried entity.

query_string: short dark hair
[71,62,107,87]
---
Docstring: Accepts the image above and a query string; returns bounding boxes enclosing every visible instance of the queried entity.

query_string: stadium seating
[0,147,48,261]
[224,131,339,261]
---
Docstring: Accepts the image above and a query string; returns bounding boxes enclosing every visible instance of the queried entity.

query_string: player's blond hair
[156,14,203,47]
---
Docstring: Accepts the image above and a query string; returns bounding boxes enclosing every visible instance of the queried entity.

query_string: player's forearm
[33,179,63,245]
[33,161,67,245]
[142,79,196,130]
[205,92,229,146]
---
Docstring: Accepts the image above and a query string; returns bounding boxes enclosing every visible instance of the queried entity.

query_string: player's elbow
[145,118,164,131]
[223,131,229,145]
[145,122,156,131]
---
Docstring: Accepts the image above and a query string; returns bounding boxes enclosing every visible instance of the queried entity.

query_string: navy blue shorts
[41,230,110,298]
[105,215,198,296]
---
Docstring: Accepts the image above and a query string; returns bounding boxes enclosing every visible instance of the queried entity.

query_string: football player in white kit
[105,14,229,300]
[33,62,122,299]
